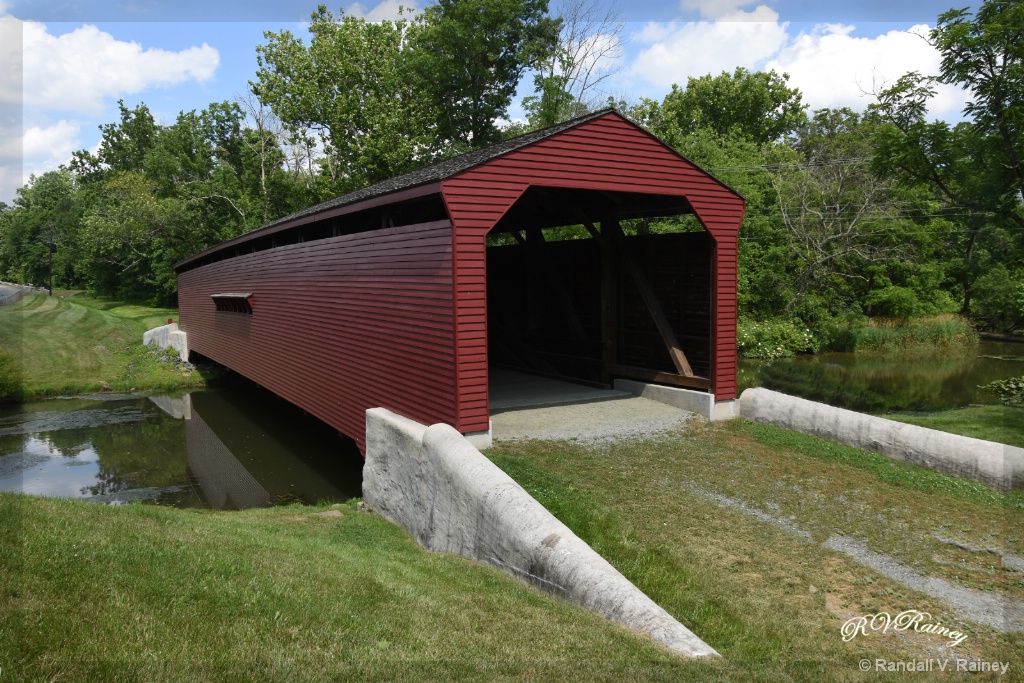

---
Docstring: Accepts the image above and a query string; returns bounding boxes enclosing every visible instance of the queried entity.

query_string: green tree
[775,109,918,317]
[409,0,560,147]
[0,170,81,289]
[652,67,807,145]
[253,6,432,194]
[69,100,160,180]
[871,0,1024,314]
[972,263,1024,332]
[523,0,622,127]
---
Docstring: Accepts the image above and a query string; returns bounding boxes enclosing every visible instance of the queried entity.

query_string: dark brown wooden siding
[177,220,455,454]
[443,112,744,432]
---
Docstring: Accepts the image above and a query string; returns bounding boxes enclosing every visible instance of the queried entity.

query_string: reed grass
[830,315,978,354]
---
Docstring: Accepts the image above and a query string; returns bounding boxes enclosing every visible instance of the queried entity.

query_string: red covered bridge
[174,110,745,453]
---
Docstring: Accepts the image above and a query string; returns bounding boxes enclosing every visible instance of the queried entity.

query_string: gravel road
[491,396,695,443]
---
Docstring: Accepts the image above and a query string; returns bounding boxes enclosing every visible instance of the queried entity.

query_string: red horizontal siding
[178,220,456,454]
[178,111,744,448]
[443,112,745,418]
[444,182,525,433]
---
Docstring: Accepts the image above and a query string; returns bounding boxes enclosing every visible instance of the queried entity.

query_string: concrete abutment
[362,407,719,658]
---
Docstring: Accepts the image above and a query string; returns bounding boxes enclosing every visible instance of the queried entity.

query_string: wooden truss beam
[602,218,695,378]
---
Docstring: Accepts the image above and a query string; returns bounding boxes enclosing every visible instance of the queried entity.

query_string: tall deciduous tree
[775,109,909,314]
[408,0,560,147]
[253,6,430,193]
[523,0,623,127]
[0,170,81,288]
[870,0,1024,314]
[653,67,807,145]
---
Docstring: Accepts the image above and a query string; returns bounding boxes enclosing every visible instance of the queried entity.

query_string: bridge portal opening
[485,187,713,397]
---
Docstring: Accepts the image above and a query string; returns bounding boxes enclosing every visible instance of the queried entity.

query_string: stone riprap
[362,407,719,658]
[739,388,1024,492]
[142,323,189,362]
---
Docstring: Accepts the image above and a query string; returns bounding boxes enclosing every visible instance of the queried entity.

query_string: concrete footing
[363,407,719,658]
[142,323,189,362]
[613,379,737,421]
[739,388,1024,492]
[462,422,492,449]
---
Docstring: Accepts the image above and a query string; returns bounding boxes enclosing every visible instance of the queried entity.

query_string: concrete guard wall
[362,407,719,658]
[142,323,189,362]
[740,388,1024,492]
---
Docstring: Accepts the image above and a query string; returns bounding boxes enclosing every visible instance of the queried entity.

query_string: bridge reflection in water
[151,380,363,510]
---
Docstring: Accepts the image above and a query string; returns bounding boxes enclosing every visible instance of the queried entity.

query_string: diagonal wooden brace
[602,219,695,378]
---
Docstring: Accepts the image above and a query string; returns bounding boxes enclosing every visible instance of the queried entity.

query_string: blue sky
[0,0,979,203]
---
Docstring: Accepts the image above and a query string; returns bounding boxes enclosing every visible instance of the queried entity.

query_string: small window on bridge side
[211,293,253,315]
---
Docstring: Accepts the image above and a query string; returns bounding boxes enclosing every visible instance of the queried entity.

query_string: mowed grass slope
[0,293,206,397]
[2,496,707,682]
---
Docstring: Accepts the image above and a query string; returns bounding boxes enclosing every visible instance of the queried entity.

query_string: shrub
[737,317,818,359]
[983,375,1024,407]
[829,316,978,354]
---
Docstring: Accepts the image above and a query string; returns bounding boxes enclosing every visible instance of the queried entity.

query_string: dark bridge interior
[486,188,713,390]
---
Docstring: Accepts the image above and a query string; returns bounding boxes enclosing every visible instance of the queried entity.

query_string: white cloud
[22,120,80,162]
[349,0,417,22]
[766,23,967,120]
[629,6,789,89]
[20,20,219,115]
[0,16,21,106]
[627,12,968,121]
[0,120,81,198]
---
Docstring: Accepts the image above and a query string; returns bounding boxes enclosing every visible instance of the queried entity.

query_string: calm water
[738,340,1024,413]
[0,379,364,509]
[4,341,1020,507]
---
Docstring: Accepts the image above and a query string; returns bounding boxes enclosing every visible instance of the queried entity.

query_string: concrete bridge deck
[488,369,629,412]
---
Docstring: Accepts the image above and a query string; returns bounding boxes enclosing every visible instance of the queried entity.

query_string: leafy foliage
[409,0,560,147]
[254,7,433,193]
[736,318,818,359]
[650,67,807,145]
[523,0,622,127]
[982,375,1024,406]
[971,263,1024,332]
[870,0,1024,321]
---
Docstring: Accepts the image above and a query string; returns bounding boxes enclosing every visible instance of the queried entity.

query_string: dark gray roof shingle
[255,108,614,232]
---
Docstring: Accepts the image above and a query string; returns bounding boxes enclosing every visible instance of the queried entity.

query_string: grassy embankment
[0,292,210,399]
[884,406,1024,449]
[4,420,1023,681]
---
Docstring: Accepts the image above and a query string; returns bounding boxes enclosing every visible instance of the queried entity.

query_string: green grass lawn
[485,420,1023,681]
[1,496,701,682]
[0,292,210,398]
[883,405,1024,448]
[4,420,1022,681]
